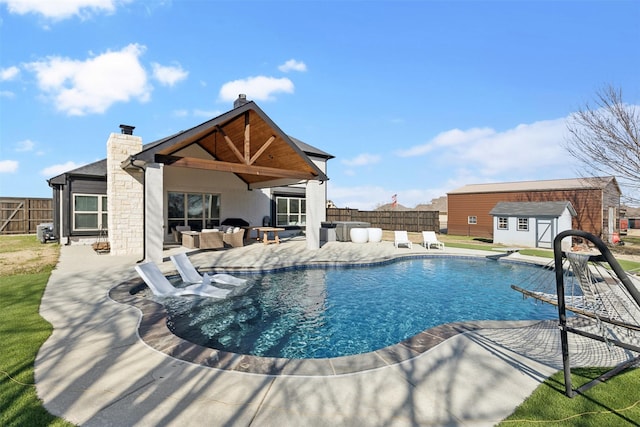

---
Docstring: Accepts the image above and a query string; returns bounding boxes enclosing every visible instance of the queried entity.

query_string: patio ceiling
[129,102,328,188]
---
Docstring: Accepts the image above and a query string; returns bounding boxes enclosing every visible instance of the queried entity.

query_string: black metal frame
[553,229,640,397]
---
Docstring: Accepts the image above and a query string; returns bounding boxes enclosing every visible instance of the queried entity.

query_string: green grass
[499,367,640,426]
[0,237,74,427]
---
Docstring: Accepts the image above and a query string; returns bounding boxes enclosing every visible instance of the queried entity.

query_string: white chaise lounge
[170,252,247,286]
[422,231,445,250]
[394,230,413,249]
[135,261,231,298]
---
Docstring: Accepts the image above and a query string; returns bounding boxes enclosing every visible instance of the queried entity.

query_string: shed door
[536,219,553,248]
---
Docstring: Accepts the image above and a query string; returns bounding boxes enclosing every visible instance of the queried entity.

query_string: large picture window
[168,192,220,232]
[73,194,107,231]
[276,196,306,227]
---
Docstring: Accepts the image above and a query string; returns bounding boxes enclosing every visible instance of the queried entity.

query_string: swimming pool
[162,257,558,359]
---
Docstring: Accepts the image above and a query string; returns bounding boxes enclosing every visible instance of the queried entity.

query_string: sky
[0,0,639,210]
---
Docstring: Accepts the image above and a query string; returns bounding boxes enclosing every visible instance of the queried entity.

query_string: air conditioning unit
[37,223,55,243]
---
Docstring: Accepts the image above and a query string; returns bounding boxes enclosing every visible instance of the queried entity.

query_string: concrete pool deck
[36,238,634,426]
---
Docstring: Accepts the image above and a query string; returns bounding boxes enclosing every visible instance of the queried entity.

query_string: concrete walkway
[35,239,632,426]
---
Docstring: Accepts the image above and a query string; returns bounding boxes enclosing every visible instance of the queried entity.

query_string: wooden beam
[249,135,276,165]
[216,126,245,164]
[169,156,317,180]
[244,111,250,164]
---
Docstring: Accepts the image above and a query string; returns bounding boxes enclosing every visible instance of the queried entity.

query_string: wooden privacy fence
[326,208,440,232]
[0,198,53,235]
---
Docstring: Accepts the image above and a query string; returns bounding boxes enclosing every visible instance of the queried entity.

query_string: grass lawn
[0,234,638,426]
[0,235,74,427]
[499,367,640,426]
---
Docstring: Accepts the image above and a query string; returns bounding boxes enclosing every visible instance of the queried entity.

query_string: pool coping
[109,255,554,377]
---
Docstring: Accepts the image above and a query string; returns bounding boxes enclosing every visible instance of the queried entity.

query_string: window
[468,216,477,225]
[73,194,107,231]
[497,217,508,230]
[168,192,220,232]
[276,196,306,227]
[518,218,529,231]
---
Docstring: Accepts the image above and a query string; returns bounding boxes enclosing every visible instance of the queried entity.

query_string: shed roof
[448,176,618,195]
[489,201,577,217]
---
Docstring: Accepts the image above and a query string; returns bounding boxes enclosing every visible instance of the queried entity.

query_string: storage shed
[490,201,576,249]
[447,177,621,242]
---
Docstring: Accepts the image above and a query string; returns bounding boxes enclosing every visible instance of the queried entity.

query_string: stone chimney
[233,94,249,108]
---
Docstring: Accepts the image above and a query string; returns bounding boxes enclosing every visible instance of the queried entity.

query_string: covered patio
[107,96,332,262]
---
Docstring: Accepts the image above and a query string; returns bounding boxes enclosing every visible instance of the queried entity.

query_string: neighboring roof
[489,201,577,217]
[448,176,619,195]
[130,101,330,188]
[48,159,107,185]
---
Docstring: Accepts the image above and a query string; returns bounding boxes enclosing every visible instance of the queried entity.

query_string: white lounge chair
[422,231,445,250]
[135,261,231,299]
[394,230,412,249]
[170,252,247,286]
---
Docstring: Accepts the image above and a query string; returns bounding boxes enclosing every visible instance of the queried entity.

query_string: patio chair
[223,227,245,248]
[169,252,247,286]
[199,229,224,249]
[394,230,413,249]
[422,231,445,250]
[172,225,191,243]
[134,261,231,299]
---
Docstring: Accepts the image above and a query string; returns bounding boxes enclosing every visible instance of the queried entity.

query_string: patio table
[256,227,285,245]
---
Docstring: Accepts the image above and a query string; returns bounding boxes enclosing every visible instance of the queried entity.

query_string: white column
[145,163,164,263]
[306,179,326,250]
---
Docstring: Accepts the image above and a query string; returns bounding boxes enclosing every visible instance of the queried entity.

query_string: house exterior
[490,201,576,249]
[48,96,333,262]
[447,177,622,242]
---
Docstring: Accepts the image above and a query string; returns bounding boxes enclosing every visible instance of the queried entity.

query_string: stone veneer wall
[107,133,144,256]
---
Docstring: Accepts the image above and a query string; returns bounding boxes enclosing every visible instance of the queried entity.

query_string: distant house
[48,96,333,262]
[490,201,576,249]
[447,177,622,242]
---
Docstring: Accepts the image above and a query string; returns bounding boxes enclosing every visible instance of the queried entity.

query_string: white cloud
[219,76,294,102]
[172,109,188,117]
[25,44,150,115]
[0,90,15,98]
[0,159,18,173]
[40,161,83,176]
[15,139,35,152]
[341,153,381,167]
[0,65,19,81]
[278,59,307,73]
[151,62,188,87]
[0,0,125,20]
[396,127,495,157]
[395,118,570,178]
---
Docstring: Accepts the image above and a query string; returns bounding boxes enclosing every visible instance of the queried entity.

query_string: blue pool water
[164,257,558,359]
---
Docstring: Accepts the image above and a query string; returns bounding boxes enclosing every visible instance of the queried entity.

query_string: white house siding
[163,166,271,239]
[493,209,574,249]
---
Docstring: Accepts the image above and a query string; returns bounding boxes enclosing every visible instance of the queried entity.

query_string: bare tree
[565,86,640,204]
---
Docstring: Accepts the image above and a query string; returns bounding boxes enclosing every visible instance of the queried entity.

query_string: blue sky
[1,0,639,209]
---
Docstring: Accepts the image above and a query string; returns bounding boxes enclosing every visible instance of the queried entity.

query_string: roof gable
[490,201,577,217]
[130,102,329,188]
